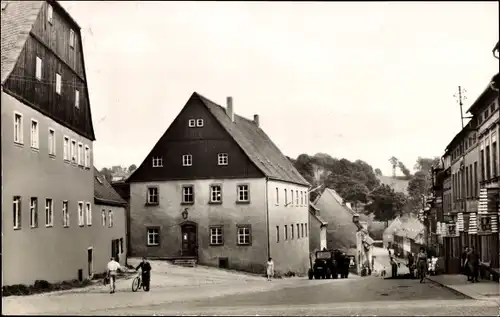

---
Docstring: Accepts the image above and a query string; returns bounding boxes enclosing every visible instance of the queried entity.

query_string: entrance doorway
[87,247,93,278]
[181,223,197,256]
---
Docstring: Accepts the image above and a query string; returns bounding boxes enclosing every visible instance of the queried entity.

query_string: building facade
[1,0,100,285]
[127,92,310,275]
[308,201,328,254]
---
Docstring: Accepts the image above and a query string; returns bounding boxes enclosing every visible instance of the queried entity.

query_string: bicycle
[131,273,145,292]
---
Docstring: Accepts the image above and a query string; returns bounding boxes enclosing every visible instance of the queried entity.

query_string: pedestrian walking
[390,257,398,278]
[266,257,274,281]
[106,257,121,294]
[467,246,480,283]
[416,247,428,283]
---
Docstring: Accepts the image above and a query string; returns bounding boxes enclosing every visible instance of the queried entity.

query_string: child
[266,257,274,281]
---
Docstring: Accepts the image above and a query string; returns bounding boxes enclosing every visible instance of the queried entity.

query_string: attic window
[47,4,53,23]
[69,29,75,48]
[188,119,196,127]
[1,2,8,10]
[96,176,103,184]
[196,119,204,127]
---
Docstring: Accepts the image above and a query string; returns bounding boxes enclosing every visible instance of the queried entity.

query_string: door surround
[180,221,198,257]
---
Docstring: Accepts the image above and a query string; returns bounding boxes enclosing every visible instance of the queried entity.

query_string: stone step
[173,259,197,267]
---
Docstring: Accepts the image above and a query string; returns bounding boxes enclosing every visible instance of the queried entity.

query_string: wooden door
[181,224,197,256]
[87,248,93,277]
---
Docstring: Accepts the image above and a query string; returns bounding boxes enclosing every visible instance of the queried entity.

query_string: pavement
[3,255,499,316]
[426,274,500,303]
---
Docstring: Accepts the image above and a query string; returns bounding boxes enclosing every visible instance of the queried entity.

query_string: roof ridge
[195,92,257,125]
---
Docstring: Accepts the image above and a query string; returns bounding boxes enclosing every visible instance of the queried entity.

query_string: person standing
[266,258,275,281]
[107,257,121,294]
[390,257,398,278]
[461,246,470,280]
[407,252,415,278]
[416,247,428,283]
[467,246,480,283]
[135,257,152,291]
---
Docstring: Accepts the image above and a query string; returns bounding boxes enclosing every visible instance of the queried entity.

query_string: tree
[398,161,412,178]
[99,167,113,183]
[128,164,137,173]
[389,156,399,178]
[365,184,406,225]
[374,168,383,176]
[414,156,440,174]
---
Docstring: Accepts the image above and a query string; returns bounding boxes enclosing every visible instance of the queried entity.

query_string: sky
[60,1,499,176]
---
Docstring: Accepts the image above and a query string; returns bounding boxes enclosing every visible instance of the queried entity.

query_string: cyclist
[107,257,121,294]
[416,247,428,283]
[135,257,152,291]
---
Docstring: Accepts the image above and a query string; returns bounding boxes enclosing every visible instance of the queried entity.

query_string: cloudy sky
[60,1,499,176]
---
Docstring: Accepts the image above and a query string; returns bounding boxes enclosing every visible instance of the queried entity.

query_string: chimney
[226,96,234,122]
[253,114,260,127]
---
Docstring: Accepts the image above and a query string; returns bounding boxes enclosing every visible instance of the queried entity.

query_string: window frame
[152,156,163,167]
[188,119,196,127]
[297,223,300,238]
[55,73,62,95]
[71,139,77,164]
[63,136,70,161]
[77,142,84,166]
[84,145,90,168]
[48,128,56,156]
[13,196,21,230]
[181,185,194,205]
[30,197,38,228]
[47,4,53,24]
[146,186,159,205]
[236,184,250,204]
[237,224,252,246]
[182,154,193,166]
[62,200,69,228]
[13,112,24,145]
[78,201,84,226]
[147,227,160,246]
[275,187,279,205]
[101,209,107,227]
[85,202,92,226]
[35,56,43,80]
[108,210,114,227]
[196,119,204,127]
[30,119,39,150]
[69,29,75,48]
[217,153,228,166]
[209,225,224,246]
[45,198,54,227]
[75,89,80,108]
[209,184,222,204]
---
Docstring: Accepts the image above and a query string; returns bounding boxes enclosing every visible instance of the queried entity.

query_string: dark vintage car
[308,250,339,279]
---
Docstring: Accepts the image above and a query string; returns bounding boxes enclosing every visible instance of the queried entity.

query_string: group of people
[405,247,430,282]
[106,257,152,294]
[460,246,481,283]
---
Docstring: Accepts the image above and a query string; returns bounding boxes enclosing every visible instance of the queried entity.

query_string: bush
[284,271,296,277]
[33,280,52,290]
[2,284,30,296]
[2,278,93,297]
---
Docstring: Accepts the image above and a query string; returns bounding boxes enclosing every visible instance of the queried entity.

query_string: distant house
[308,201,328,254]
[393,216,425,257]
[93,168,128,267]
[383,216,403,248]
[126,92,310,275]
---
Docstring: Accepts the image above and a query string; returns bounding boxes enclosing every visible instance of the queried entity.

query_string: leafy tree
[374,168,383,176]
[128,164,137,173]
[389,156,399,178]
[398,161,412,178]
[365,184,406,225]
[414,156,440,174]
[99,167,113,183]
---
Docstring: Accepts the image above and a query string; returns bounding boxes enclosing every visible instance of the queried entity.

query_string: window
[30,119,39,149]
[218,153,228,166]
[63,136,69,161]
[45,198,53,227]
[147,187,159,205]
[297,224,300,238]
[101,209,106,227]
[85,202,92,226]
[301,223,304,237]
[465,166,469,197]
[300,191,303,206]
[291,190,294,206]
[237,184,249,203]
[69,29,75,48]
[71,140,77,163]
[210,226,223,245]
[13,196,21,229]
[108,210,114,227]
[75,90,80,108]
[284,225,288,240]
[78,202,84,226]
[276,226,280,242]
[30,197,38,228]
[55,73,61,94]
[484,109,489,120]
[182,154,192,166]
[305,223,308,237]
[152,156,163,167]
[474,161,478,196]
[284,189,288,206]
[480,150,485,181]
[84,145,90,168]
[486,145,491,180]
[188,119,196,127]
[47,4,53,23]
[63,201,69,227]
[147,228,159,246]
[35,56,42,80]
[295,190,299,205]
[14,112,23,144]
[196,119,204,127]
[78,143,83,166]
[210,184,222,203]
[237,225,251,245]
[291,223,294,239]
[492,141,497,178]
[182,185,194,204]
[48,129,56,156]
[275,187,279,205]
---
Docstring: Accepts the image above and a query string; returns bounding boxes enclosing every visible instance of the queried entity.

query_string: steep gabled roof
[394,216,424,240]
[1,1,44,85]
[94,167,127,207]
[309,201,327,226]
[193,93,309,186]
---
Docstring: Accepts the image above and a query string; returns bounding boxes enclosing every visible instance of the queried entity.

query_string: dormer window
[152,156,163,167]
[188,119,196,127]
[196,119,204,127]
[218,153,228,165]
[47,4,53,24]
[182,154,192,166]
[69,29,75,48]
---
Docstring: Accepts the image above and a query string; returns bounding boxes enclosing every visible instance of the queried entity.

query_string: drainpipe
[265,177,271,261]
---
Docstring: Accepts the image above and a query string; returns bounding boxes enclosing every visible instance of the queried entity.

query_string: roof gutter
[265,177,271,260]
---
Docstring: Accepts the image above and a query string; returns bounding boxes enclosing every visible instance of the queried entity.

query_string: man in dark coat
[466,247,480,283]
[135,257,152,291]
[461,246,470,280]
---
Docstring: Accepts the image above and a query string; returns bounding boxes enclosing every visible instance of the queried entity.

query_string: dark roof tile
[94,167,127,206]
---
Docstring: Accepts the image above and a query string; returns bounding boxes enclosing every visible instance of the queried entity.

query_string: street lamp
[181,208,188,220]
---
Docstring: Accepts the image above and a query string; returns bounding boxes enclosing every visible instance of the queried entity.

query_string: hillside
[376,175,409,195]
